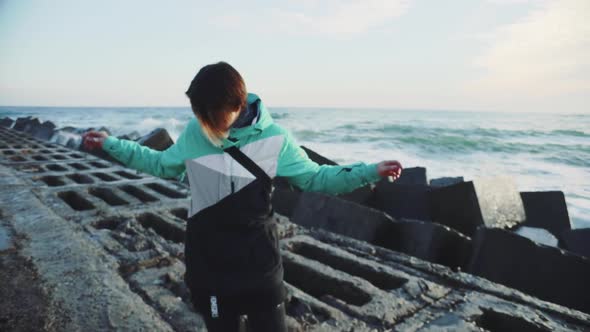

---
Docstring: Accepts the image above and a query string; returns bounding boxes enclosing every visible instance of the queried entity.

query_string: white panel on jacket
[185,134,285,218]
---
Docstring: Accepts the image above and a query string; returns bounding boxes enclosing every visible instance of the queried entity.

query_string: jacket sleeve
[276,131,381,195]
[102,121,193,180]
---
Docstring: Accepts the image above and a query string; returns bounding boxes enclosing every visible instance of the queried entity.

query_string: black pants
[200,302,287,332]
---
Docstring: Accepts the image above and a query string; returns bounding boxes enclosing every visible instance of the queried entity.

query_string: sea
[1,106,588,229]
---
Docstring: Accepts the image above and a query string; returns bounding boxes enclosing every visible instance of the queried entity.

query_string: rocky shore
[1,117,589,331]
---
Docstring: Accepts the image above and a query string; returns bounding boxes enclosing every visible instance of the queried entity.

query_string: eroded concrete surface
[1,126,589,331]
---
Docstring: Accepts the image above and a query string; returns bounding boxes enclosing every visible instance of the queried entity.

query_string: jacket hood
[222,93,273,147]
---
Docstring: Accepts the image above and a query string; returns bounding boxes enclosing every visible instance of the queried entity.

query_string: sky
[0,0,588,113]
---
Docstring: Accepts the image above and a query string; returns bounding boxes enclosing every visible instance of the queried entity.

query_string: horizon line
[0,104,585,115]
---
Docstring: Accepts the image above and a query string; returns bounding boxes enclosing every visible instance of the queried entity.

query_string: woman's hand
[377,160,403,181]
[82,131,109,150]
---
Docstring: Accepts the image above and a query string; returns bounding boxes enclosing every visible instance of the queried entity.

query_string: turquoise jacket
[103,93,381,214]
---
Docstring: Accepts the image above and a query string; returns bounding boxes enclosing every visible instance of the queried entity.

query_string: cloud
[210,0,411,37]
[467,0,590,109]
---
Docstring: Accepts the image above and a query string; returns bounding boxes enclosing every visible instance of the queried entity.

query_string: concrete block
[22,118,41,134]
[137,128,174,151]
[393,167,428,186]
[370,183,432,222]
[561,228,590,259]
[0,117,14,128]
[521,191,571,238]
[339,186,374,206]
[292,192,393,244]
[468,227,590,314]
[30,121,56,140]
[384,218,472,269]
[291,192,471,269]
[429,177,526,236]
[430,177,464,188]
[118,130,141,141]
[12,116,33,131]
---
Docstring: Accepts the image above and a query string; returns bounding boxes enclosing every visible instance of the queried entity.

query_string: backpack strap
[223,146,272,187]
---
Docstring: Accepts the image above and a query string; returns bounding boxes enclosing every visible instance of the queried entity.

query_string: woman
[82,61,403,331]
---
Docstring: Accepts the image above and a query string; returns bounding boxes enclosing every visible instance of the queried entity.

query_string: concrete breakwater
[0,117,589,331]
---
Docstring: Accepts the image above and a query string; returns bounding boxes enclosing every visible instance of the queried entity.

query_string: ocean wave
[550,129,590,137]
[337,124,358,130]
[313,126,590,167]
[271,113,289,119]
[296,120,590,159]
[375,123,589,139]
[543,155,590,168]
[342,135,361,143]
[293,129,327,141]
[394,134,482,153]
[396,134,588,157]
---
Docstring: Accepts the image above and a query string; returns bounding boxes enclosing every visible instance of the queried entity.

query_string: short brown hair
[185,62,247,143]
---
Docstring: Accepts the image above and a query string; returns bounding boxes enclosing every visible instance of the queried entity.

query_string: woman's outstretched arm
[276,131,402,195]
[82,119,197,180]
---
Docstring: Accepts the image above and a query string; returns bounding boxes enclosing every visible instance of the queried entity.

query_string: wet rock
[468,227,590,314]
[0,242,61,331]
[127,262,207,330]
[12,116,33,131]
[474,309,554,332]
[521,191,571,239]
[0,117,14,128]
[291,192,471,269]
[561,228,590,258]
[30,121,56,140]
[383,218,472,269]
[22,118,42,134]
[0,224,14,251]
[292,192,393,244]
[513,226,558,247]
[430,176,464,188]
[394,166,428,186]
[370,183,432,222]
[118,130,141,141]
[340,187,374,206]
[137,128,174,151]
[430,177,526,236]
